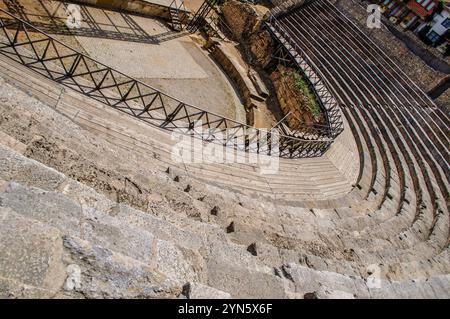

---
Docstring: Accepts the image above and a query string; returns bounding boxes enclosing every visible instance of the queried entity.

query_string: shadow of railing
[0,0,188,44]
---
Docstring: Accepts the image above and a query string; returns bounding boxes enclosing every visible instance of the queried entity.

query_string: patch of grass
[290,71,322,118]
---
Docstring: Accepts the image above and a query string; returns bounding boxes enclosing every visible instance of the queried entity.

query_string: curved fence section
[266,14,344,139]
[0,8,335,158]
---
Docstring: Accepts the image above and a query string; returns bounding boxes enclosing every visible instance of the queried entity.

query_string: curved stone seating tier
[0,4,448,298]
[0,54,448,296]
[0,55,357,202]
[274,0,449,183]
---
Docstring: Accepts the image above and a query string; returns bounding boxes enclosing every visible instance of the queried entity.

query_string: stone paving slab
[75,35,208,79]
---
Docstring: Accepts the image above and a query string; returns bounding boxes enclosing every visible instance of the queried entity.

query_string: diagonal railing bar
[92,68,112,90]
[138,93,160,116]
[0,8,336,159]
[74,67,106,87]
[134,83,150,111]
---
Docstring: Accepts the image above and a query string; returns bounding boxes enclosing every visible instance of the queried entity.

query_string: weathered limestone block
[0,144,66,191]
[0,277,57,299]
[0,130,26,154]
[248,242,282,267]
[62,236,182,299]
[0,182,82,237]
[207,238,272,274]
[222,0,261,42]
[81,206,156,264]
[369,276,450,299]
[226,220,267,246]
[57,178,117,214]
[281,263,370,298]
[206,259,287,299]
[316,286,355,299]
[0,208,66,295]
[155,239,205,283]
[117,204,205,252]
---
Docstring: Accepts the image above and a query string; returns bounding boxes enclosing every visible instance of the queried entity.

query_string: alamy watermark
[170,121,280,175]
[65,4,82,29]
[366,264,382,289]
[367,4,381,29]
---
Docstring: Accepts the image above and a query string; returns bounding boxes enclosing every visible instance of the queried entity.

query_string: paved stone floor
[75,35,208,79]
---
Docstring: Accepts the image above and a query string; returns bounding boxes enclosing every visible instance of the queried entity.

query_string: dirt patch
[270,65,325,129]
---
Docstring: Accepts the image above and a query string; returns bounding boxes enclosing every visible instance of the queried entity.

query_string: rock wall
[249,29,276,69]
[221,0,261,42]
[221,1,276,68]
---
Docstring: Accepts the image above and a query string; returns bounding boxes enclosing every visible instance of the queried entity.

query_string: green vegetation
[290,71,322,118]
[437,0,445,14]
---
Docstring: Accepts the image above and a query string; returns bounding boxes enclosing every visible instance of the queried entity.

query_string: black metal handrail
[169,0,189,25]
[0,8,333,158]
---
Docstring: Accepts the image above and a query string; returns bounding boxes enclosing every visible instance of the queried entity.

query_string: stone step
[0,177,285,297]
[0,143,208,250]
[0,15,448,298]
[341,107,376,197]
[0,205,194,299]
[1,142,438,284]
[2,135,436,289]
[344,106,448,254]
[0,57,357,201]
[0,142,282,291]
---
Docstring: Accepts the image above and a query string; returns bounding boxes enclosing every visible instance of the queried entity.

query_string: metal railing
[266,13,344,138]
[186,0,217,32]
[0,8,334,158]
[169,0,189,25]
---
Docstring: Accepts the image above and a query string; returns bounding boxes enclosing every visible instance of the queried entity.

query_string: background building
[378,0,449,52]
